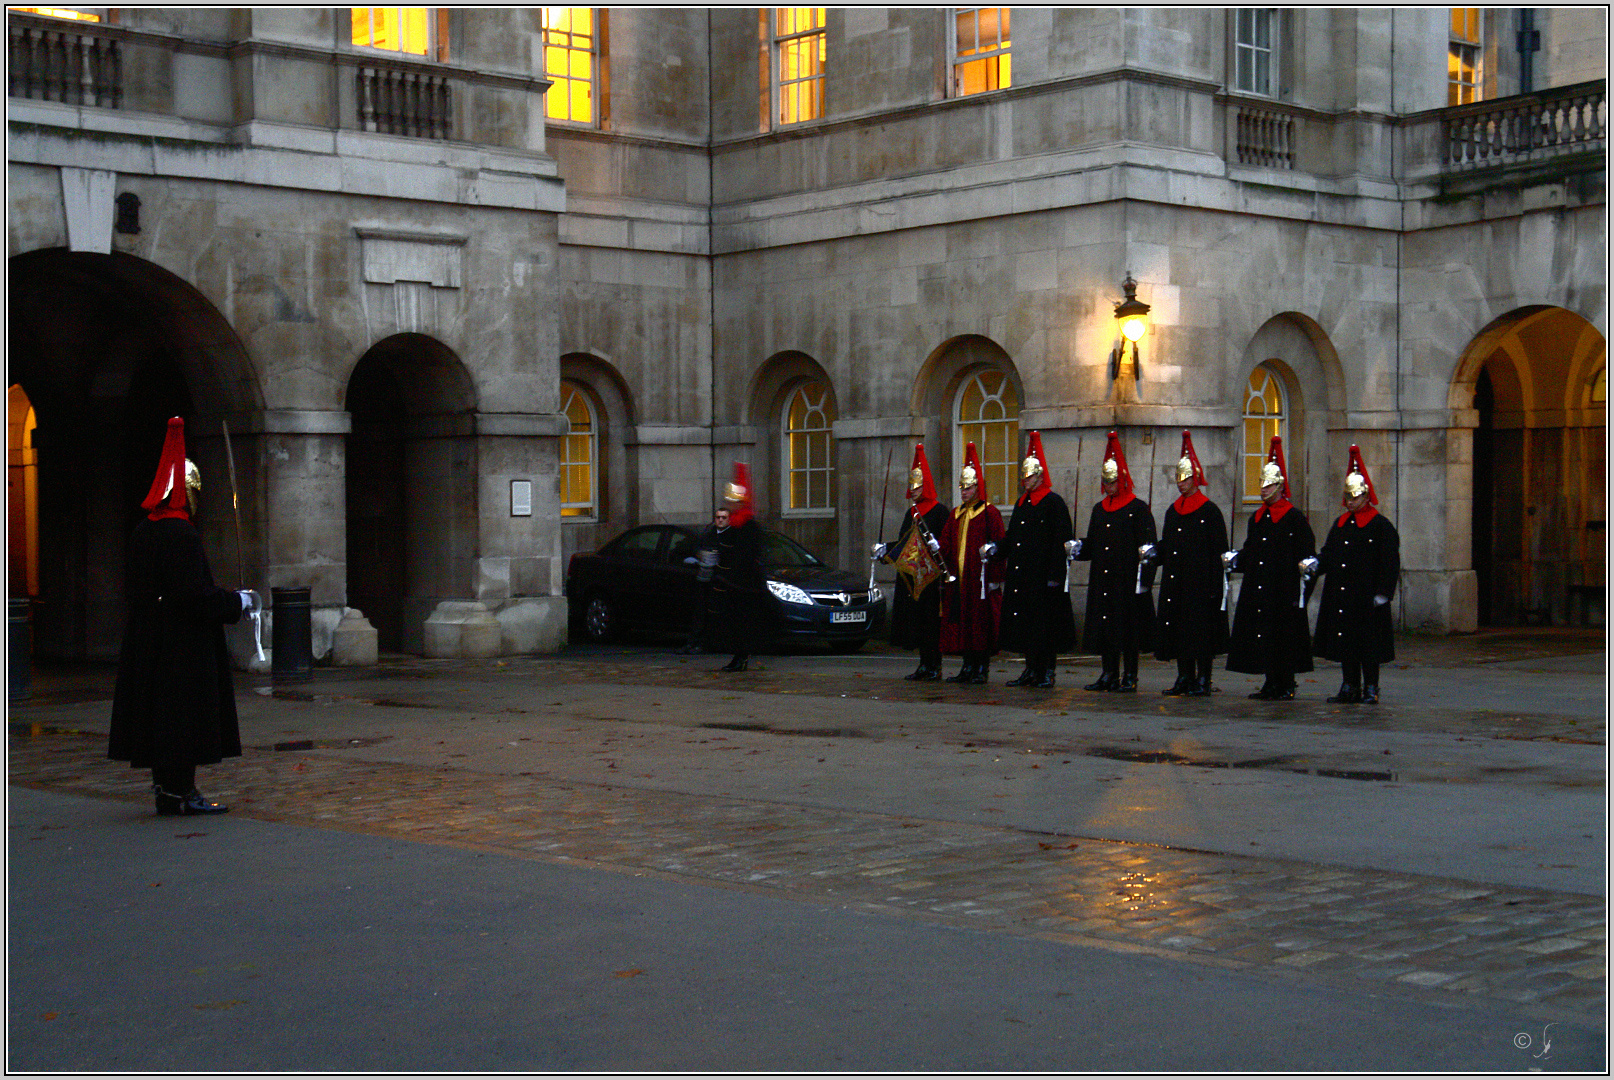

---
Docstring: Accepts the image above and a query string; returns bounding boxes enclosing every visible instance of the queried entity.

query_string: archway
[1454,307,1606,626]
[7,249,260,661]
[344,333,477,653]
[744,351,839,556]
[914,335,1023,502]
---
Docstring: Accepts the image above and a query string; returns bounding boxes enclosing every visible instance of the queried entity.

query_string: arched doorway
[344,334,477,653]
[1458,307,1606,626]
[7,249,259,661]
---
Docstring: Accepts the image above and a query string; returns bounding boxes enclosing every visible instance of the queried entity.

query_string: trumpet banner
[895,528,944,600]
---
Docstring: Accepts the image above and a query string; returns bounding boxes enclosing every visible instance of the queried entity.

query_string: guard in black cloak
[873,444,950,681]
[1224,435,1316,700]
[1153,430,1230,696]
[1307,444,1400,704]
[984,431,1077,689]
[109,416,255,815]
[703,462,770,672]
[1072,431,1157,692]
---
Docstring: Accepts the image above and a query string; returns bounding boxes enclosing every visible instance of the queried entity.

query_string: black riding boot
[1085,652,1118,692]
[1360,661,1380,703]
[1115,652,1139,692]
[1162,659,1194,696]
[1187,656,1213,696]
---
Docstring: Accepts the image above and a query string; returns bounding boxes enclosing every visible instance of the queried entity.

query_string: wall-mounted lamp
[1110,273,1151,382]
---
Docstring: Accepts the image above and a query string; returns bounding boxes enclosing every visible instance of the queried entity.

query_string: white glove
[979,542,998,560]
[1373,594,1389,606]
[871,542,887,560]
[926,535,941,554]
[1139,543,1157,562]
[1221,550,1239,570]
[1065,539,1081,560]
[238,590,254,613]
[1300,557,1320,574]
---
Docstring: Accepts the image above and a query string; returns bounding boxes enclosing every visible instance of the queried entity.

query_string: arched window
[560,380,597,519]
[1591,368,1606,407]
[955,368,1019,503]
[1243,364,1288,504]
[8,385,40,597]
[783,380,835,514]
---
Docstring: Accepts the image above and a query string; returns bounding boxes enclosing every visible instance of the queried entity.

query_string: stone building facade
[8,7,1606,666]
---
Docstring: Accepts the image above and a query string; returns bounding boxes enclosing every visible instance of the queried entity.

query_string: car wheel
[583,594,616,643]
[828,638,865,654]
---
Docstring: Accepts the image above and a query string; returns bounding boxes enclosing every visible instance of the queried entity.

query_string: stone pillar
[474,412,570,654]
[259,408,350,626]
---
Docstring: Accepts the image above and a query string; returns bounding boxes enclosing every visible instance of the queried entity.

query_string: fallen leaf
[42,1012,57,1021]
[612,969,645,979]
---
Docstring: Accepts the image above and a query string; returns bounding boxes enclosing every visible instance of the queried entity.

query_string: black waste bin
[9,597,30,702]
[271,586,313,682]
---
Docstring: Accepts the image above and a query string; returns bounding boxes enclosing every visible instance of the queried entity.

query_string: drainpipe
[707,10,718,516]
[1517,9,1540,94]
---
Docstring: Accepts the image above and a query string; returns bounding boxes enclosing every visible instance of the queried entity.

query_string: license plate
[831,611,866,624]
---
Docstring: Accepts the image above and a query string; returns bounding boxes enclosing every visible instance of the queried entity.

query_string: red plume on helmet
[1022,430,1052,505]
[1265,435,1292,504]
[1177,429,1207,489]
[723,461,754,527]
[142,416,191,521]
[908,443,939,516]
[1343,444,1378,506]
[1100,430,1135,509]
[961,441,988,505]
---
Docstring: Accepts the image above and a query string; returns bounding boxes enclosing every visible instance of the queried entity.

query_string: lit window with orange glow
[783,381,835,514]
[8,385,40,598]
[764,7,826,128]
[952,8,1010,97]
[1448,8,1482,105]
[560,381,598,519]
[12,8,102,21]
[1243,365,1287,504]
[352,7,434,57]
[541,8,599,125]
[955,369,1020,505]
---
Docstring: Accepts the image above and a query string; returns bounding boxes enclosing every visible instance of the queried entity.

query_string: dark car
[566,524,886,651]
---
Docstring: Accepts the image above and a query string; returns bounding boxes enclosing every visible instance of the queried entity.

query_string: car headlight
[766,580,814,606]
[868,586,883,603]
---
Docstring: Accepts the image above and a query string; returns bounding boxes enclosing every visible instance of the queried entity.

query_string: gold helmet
[1101,458,1120,482]
[162,458,203,515]
[724,480,747,503]
[1344,471,1369,499]
[1020,454,1043,479]
[908,467,925,489]
[959,464,978,488]
[1260,460,1284,489]
[1176,455,1195,482]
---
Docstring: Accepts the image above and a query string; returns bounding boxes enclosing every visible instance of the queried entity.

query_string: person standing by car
[679,505,729,654]
[938,442,1004,684]
[1309,444,1400,704]
[1071,431,1157,693]
[1225,436,1316,700]
[703,463,769,672]
[1153,430,1230,697]
[984,431,1077,689]
[873,444,950,681]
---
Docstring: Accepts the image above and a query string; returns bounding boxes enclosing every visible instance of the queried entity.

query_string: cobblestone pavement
[10,713,1604,1022]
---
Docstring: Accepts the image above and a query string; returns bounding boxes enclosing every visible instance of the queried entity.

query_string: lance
[870,442,896,592]
[222,420,265,662]
[1065,437,1082,594]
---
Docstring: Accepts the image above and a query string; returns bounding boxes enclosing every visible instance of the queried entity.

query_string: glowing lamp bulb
[1120,316,1146,342]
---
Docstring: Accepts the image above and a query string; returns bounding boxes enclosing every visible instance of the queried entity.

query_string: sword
[872,442,896,591]
[222,420,264,662]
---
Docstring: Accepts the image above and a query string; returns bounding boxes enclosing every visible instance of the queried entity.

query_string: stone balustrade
[357,62,454,140]
[1440,79,1605,170]
[1233,102,1296,170]
[8,16,121,109]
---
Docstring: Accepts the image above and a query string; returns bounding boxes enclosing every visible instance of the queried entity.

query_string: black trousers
[1102,650,1140,678]
[1342,658,1380,686]
[1177,656,1213,681]
[151,764,197,794]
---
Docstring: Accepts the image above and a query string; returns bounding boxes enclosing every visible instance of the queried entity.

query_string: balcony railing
[1443,80,1605,170]
[1234,102,1295,170]
[8,18,121,109]
[357,64,453,139]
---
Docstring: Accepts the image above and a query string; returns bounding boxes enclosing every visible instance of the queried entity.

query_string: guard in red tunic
[1225,436,1315,699]
[985,431,1077,689]
[109,417,254,815]
[1072,431,1156,692]
[1308,445,1400,704]
[1153,430,1230,696]
[874,444,950,681]
[938,441,1005,684]
[704,462,770,672]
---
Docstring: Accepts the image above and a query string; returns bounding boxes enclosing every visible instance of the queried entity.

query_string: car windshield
[761,530,823,568]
